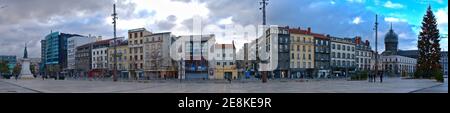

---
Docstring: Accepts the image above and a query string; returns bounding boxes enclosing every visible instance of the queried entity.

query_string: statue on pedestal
[19,43,34,79]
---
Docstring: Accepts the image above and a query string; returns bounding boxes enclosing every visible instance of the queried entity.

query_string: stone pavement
[0,77,447,93]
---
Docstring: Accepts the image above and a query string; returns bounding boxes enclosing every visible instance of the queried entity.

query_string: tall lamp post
[112,4,118,82]
[373,14,379,83]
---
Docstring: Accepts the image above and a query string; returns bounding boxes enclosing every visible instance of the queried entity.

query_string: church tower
[382,23,399,55]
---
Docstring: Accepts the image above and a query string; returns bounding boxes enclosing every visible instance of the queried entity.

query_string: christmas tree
[416,5,442,82]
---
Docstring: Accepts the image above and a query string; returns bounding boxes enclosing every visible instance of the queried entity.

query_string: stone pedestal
[19,58,34,79]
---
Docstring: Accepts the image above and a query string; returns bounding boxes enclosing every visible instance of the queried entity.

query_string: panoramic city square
[1,0,448,94]
[0,78,447,93]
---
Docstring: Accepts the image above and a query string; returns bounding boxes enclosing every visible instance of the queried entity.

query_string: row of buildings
[239,26,419,79]
[38,25,446,80]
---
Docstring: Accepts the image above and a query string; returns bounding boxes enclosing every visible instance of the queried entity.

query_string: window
[140,40,143,44]
[134,33,138,38]
[140,55,143,60]
[331,52,335,58]
[292,53,294,59]
[303,45,306,52]
[332,44,335,49]
[337,44,341,50]
[308,54,311,60]
[140,32,143,37]
[223,62,227,65]
[297,45,300,51]
[217,62,220,66]
[303,54,305,60]
[129,34,132,39]
[230,62,234,65]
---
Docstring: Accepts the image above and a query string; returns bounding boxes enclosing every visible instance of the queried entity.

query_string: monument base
[19,58,34,80]
[19,75,35,80]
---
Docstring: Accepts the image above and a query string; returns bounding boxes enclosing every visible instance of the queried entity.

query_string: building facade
[75,43,92,78]
[128,28,152,79]
[354,36,372,71]
[313,33,330,78]
[441,51,448,76]
[213,44,238,80]
[262,26,291,79]
[91,39,112,76]
[180,35,216,80]
[381,55,417,76]
[330,36,356,77]
[143,32,178,79]
[289,27,315,78]
[42,31,83,77]
[67,36,96,77]
[108,39,130,79]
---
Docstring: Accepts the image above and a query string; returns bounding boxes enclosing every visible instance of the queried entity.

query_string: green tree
[30,64,36,75]
[416,6,442,81]
[0,61,9,75]
[13,63,21,76]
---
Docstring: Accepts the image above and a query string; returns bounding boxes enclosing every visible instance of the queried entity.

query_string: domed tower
[383,23,398,55]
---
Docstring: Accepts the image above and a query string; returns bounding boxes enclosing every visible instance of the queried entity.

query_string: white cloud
[125,0,210,35]
[217,16,233,25]
[384,17,408,23]
[352,17,363,24]
[347,0,365,3]
[384,1,404,9]
[436,7,448,25]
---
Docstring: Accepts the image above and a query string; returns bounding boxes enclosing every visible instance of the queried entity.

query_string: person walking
[380,72,383,83]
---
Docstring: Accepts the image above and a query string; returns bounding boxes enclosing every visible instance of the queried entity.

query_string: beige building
[143,32,178,79]
[128,28,152,79]
[108,39,129,79]
[289,28,315,78]
[213,43,238,80]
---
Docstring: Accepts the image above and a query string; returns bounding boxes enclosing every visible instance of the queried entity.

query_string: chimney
[298,27,301,30]
[307,27,311,34]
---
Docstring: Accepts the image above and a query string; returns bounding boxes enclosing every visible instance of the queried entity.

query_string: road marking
[0,80,44,93]
[409,84,445,93]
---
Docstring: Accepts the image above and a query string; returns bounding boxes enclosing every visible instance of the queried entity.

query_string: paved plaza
[0,78,447,93]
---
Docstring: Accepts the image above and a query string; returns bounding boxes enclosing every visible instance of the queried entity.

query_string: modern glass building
[41,31,83,77]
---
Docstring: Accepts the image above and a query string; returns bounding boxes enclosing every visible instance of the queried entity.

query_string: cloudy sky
[0,0,448,58]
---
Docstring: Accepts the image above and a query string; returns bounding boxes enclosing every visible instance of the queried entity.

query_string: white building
[143,32,178,79]
[381,55,416,76]
[92,39,113,70]
[67,36,96,71]
[354,37,372,71]
[330,36,356,77]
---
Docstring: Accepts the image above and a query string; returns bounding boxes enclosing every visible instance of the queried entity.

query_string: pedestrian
[15,74,18,81]
[380,72,383,83]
